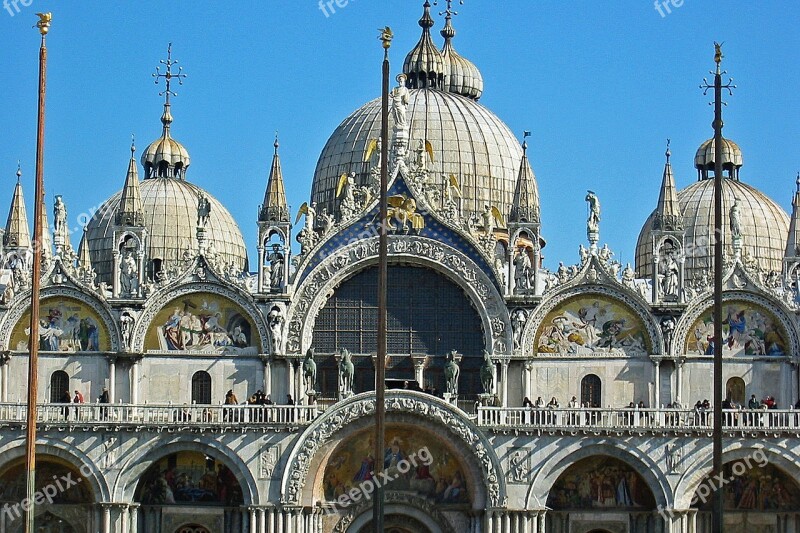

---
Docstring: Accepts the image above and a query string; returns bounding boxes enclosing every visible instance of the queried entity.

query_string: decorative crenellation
[282,391,504,508]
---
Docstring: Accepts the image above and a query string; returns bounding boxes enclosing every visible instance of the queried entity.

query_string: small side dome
[141,106,191,179]
[694,137,743,180]
[403,1,447,90]
[440,11,483,100]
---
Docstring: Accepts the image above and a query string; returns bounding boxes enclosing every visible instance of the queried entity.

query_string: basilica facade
[0,3,799,533]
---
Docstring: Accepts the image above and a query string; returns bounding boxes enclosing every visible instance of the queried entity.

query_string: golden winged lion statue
[386,195,424,233]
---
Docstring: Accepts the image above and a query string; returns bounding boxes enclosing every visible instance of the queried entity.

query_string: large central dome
[311,2,527,221]
[311,89,524,219]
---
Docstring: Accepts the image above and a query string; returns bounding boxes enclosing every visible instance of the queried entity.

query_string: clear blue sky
[1,1,798,270]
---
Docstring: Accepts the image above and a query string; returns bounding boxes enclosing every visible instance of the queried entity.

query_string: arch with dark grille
[191,371,212,405]
[581,374,601,407]
[49,370,69,403]
[312,265,485,397]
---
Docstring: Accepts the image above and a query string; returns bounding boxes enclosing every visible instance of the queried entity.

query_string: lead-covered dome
[636,177,789,282]
[86,179,248,282]
[311,89,524,220]
[311,2,526,221]
[86,102,248,283]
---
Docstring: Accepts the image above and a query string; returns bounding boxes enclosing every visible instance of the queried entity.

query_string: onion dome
[694,137,743,180]
[141,103,191,179]
[402,1,447,90]
[440,9,483,100]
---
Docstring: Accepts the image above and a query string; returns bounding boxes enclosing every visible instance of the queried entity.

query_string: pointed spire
[78,225,92,271]
[3,165,31,249]
[39,198,52,262]
[653,140,683,231]
[117,138,145,226]
[403,1,447,90]
[785,173,800,258]
[260,134,290,223]
[509,134,541,224]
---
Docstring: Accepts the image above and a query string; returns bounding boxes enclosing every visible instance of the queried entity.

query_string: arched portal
[133,450,243,533]
[546,455,658,531]
[691,458,800,527]
[356,514,435,533]
[0,456,94,533]
[176,525,211,533]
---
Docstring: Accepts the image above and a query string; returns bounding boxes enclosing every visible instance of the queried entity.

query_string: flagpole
[24,12,51,533]
[373,26,392,532]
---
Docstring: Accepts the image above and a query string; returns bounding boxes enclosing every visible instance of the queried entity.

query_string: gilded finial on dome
[15,161,21,183]
[522,131,531,153]
[665,139,671,162]
[131,134,136,155]
[713,41,724,73]
[274,132,280,154]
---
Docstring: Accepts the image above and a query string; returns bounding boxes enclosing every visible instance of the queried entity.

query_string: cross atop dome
[153,43,187,108]
[434,0,464,18]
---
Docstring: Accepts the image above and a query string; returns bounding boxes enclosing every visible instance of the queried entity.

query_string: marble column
[107,356,117,403]
[112,250,120,298]
[653,359,661,408]
[257,246,265,293]
[523,361,534,401]
[262,356,272,398]
[675,358,684,406]
[501,360,509,407]
[130,359,140,405]
[136,250,145,297]
[101,504,112,533]
[128,503,139,533]
[411,354,427,388]
[249,507,257,533]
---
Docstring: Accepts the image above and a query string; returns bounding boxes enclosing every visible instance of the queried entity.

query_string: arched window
[726,377,745,405]
[49,371,69,403]
[581,374,601,407]
[191,371,212,405]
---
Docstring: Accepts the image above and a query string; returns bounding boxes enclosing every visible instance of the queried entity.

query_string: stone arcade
[1,3,800,533]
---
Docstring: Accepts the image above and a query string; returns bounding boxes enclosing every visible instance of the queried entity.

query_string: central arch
[281,390,505,510]
[287,236,512,357]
